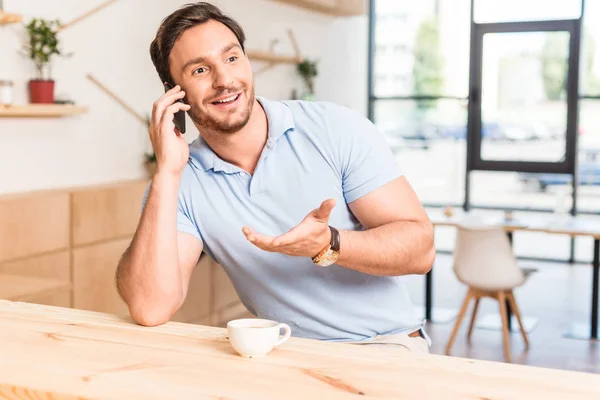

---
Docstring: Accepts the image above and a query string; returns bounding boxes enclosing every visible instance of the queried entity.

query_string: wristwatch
[312,226,340,267]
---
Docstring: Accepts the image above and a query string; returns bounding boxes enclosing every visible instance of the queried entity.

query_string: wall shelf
[0,104,88,118]
[268,0,366,17]
[0,12,23,25]
[247,50,303,64]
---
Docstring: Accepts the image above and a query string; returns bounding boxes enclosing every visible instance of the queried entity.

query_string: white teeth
[215,95,238,104]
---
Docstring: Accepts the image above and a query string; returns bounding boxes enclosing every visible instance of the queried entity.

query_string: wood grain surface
[0,300,599,399]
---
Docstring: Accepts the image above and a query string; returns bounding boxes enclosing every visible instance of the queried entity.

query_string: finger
[313,198,336,222]
[160,102,191,128]
[242,227,277,250]
[154,85,183,107]
[153,89,186,122]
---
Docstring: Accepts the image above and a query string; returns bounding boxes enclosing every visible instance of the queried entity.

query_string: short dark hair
[150,2,246,85]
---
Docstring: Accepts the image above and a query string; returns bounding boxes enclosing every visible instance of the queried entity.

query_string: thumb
[313,199,336,222]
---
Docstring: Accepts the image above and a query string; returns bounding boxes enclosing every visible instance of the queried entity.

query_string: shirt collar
[189,96,295,173]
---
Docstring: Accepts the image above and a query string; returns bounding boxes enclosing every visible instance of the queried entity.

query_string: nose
[212,64,234,90]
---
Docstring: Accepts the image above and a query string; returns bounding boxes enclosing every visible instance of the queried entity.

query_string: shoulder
[282,99,364,122]
[281,100,374,139]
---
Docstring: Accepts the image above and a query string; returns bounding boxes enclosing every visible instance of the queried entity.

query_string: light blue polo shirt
[159,96,425,342]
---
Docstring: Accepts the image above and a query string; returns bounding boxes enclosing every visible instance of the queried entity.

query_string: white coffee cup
[227,318,291,358]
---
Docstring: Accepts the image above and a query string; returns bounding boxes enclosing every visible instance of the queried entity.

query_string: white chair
[445,224,535,362]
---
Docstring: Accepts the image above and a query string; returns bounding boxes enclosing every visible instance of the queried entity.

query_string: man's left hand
[242,199,336,258]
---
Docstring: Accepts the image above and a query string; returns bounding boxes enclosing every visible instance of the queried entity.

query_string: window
[370,0,471,207]
[369,0,595,263]
[474,0,582,23]
[480,31,570,163]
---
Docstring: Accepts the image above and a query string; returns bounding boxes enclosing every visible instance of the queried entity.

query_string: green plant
[144,152,157,164]
[23,18,68,80]
[412,16,444,110]
[143,114,157,164]
[296,59,318,94]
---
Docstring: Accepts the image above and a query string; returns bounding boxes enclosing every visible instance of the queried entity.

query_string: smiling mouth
[211,94,240,106]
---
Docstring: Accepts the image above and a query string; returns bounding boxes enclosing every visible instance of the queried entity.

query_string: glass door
[468,20,581,174]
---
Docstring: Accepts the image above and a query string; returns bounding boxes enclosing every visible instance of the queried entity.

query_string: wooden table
[428,210,600,339]
[1,300,599,399]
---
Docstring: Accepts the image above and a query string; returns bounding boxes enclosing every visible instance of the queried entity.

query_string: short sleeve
[329,105,403,203]
[140,182,202,242]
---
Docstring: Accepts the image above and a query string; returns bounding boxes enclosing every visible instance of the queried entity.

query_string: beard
[188,85,255,135]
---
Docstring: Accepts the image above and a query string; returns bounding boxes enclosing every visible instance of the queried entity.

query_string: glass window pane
[581,1,600,96]
[475,0,582,23]
[373,0,470,97]
[577,100,600,213]
[373,99,467,205]
[480,31,569,162]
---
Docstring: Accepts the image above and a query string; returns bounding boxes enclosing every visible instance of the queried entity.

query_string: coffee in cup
[227,318,291,358]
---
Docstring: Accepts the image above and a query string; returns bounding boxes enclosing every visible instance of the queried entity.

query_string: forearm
[336,221,435,276]
[116,172,183,325]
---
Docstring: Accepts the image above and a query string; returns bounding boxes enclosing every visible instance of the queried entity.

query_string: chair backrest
[452,225,525,291]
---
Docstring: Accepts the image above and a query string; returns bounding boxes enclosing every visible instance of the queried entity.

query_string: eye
[227,56,238,63]
[193,66,206,75]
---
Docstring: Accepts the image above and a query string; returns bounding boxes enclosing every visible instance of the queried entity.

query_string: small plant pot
[28,80,55,104]
[144,161,157,178]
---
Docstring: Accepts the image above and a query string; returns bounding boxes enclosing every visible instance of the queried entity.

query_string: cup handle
[274,323,291,347]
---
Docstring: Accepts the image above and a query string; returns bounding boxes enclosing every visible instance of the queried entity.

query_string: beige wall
[0,0,368,195]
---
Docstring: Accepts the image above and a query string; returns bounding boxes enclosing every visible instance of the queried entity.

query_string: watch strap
[329,226,340,252]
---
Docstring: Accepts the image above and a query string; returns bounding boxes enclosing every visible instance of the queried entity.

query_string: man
[116,2,435,353]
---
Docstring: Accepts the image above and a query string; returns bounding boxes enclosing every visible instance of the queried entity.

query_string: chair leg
[445,288,473,355]
[497,291,511,363]
[467,295,480,339]
[507,290,530,350]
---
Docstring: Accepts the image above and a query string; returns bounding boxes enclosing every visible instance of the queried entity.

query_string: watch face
[317,249,339,267]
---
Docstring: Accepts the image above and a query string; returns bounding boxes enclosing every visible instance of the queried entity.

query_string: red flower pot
[28,80,55,104]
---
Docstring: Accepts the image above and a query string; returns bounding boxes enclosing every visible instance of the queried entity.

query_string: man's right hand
[149,84,192,176]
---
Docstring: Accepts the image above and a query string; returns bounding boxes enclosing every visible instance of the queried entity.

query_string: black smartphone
[163,82,186,134]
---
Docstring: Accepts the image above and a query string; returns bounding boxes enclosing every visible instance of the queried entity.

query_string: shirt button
[266,139,275,149]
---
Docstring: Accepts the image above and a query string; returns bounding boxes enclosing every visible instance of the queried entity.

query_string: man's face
[169,20,255,134]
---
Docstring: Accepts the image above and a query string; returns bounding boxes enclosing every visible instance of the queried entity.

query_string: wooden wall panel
[188,315,213,326]
[72,238,130,316]
[0,179,225,326]
[211,261,241,312]
[32,290,71,308]
[0,275,69,302]
[71,180,148,246]
[0,251,70,281]
[211,302,253,328]
[171,255,212,323]
[0,192,69,263]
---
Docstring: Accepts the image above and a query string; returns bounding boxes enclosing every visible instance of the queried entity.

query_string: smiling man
[116,2,435,353]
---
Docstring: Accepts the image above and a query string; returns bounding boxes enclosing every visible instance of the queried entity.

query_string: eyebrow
[181,43,242,72]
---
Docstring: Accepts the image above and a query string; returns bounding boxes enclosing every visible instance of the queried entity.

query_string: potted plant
[142,114,158,177]
[296,59,318,101]
[22,18,67,103]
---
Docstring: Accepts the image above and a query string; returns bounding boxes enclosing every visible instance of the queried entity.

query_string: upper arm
[329,104,403,204]
[141,180,206,297]
[348,176,430,229]
[175,192,205,297]
[177,231,203,298]
[326,105,429,229]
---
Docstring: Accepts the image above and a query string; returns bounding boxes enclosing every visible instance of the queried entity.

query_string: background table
[427,211,600,340]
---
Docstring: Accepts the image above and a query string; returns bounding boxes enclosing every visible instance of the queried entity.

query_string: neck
[197,99,268,175]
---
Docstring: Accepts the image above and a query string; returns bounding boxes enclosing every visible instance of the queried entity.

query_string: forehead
[170,20,239,66]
